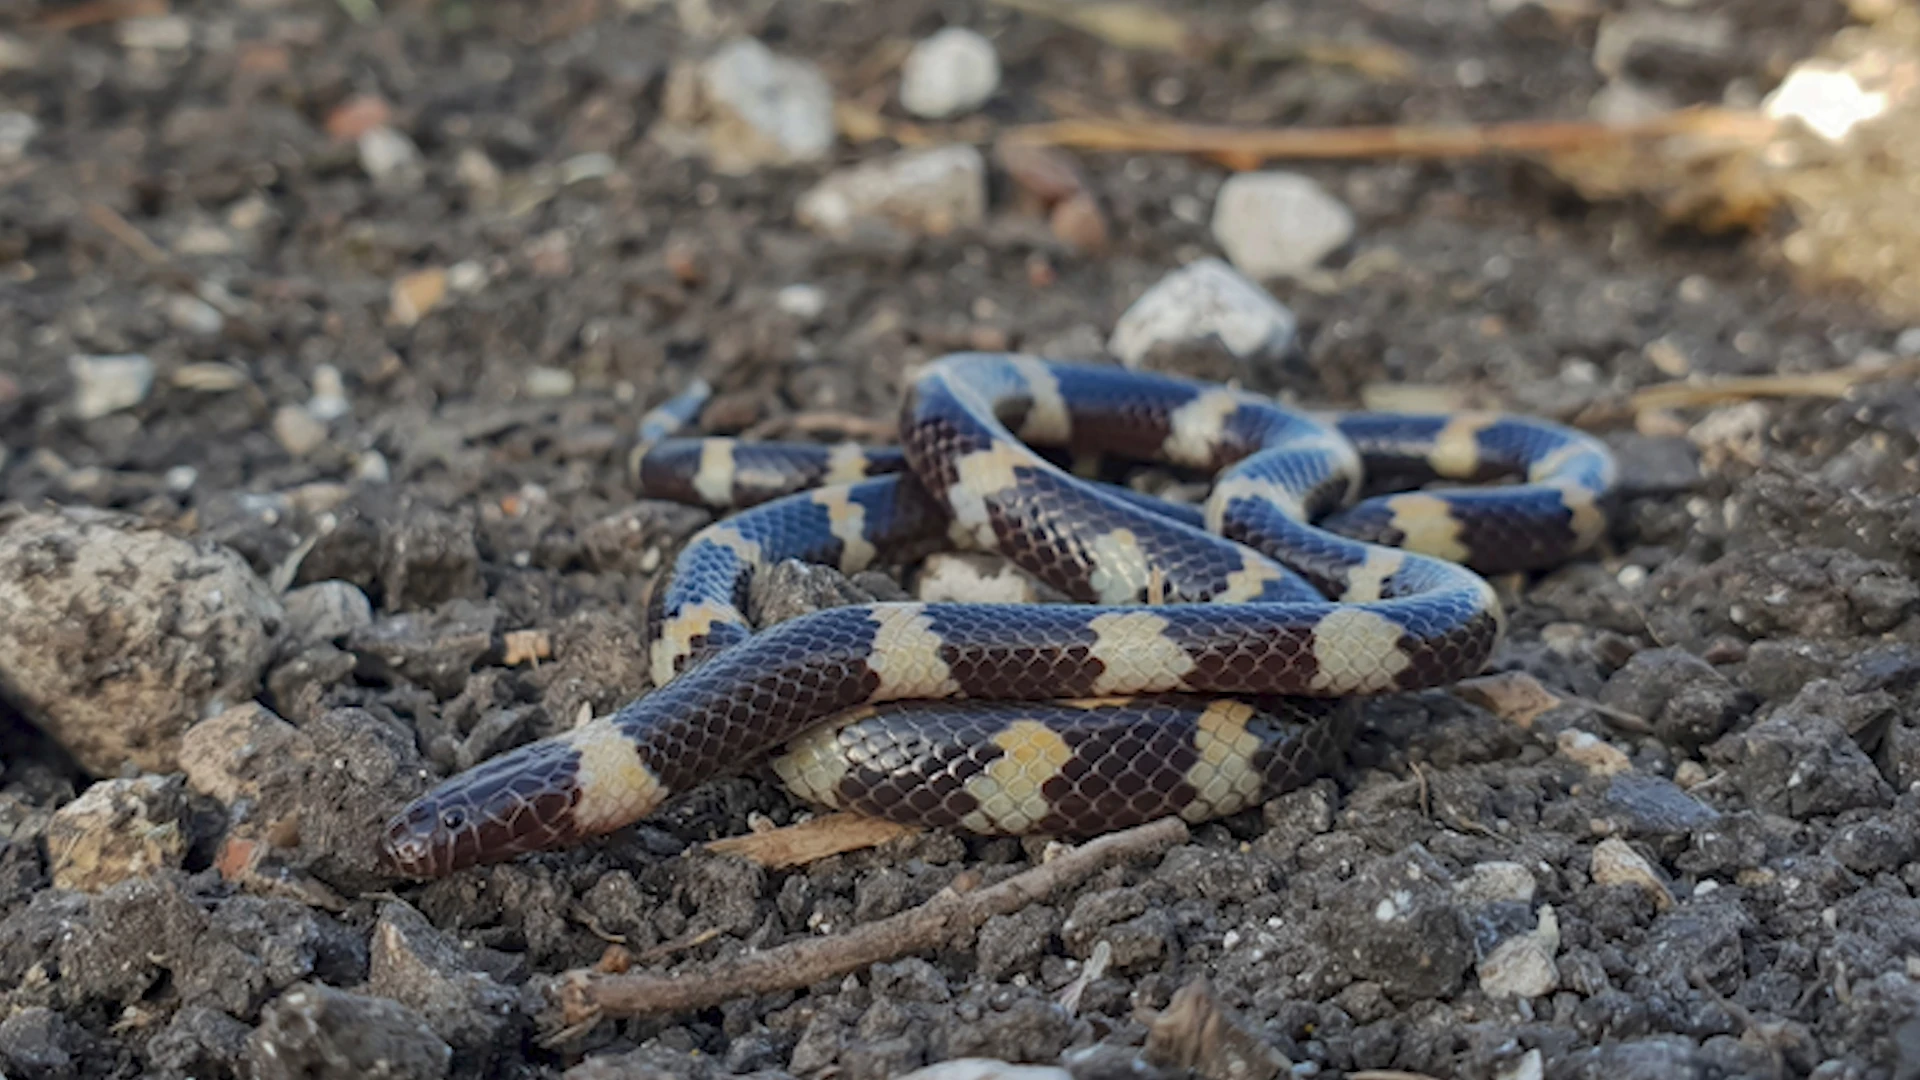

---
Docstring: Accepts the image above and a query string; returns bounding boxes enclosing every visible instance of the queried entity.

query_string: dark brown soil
[4,1,1920,1078]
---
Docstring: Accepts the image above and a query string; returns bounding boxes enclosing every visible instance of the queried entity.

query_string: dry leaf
[704,812,918,869]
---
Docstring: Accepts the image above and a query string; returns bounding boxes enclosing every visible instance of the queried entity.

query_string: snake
[379,352,1616,878]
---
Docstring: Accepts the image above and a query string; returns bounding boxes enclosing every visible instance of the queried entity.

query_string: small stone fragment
[661,37,836,173]
[0,110,37,163]
[1454,671,1564,729]
[46,775,188,891]
[325,94,392,141]
[367,901,528,1070]
[1049,191,1109,255]
[1705,679,1894,818]
[359,125,425,191]
[391,268,449,327]
[796,145,988,239]
[1210,172,1355,279]
[896,1061,1071,1080]
[1142,977,1290,1080]
[899,27,1001,119]
[1108,257,1298,370]
[165,294,226,336]
[526,367,576,398]
[180,702,311,805]
[1601,772,1719,835]
[69,353,155,420]
[1557,730,1632,775]
[0,509,284,775]
[273,405,330,456]
[1590,837,1674,910]
[1454,861,1537,907]
[502,629,552,666]
[776,283,827,320]
[309,365,350,421]
[284,581,375,650]
[1478,904,1560,999]
[251,982,451,1080]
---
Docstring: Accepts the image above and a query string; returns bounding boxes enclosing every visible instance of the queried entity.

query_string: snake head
[379,737,587,878]
[378,719,667,879]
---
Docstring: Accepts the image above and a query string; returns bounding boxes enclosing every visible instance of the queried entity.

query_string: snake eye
[439,807,468,832]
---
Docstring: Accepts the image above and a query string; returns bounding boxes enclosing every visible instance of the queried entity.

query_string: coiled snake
[380,353,1616,877]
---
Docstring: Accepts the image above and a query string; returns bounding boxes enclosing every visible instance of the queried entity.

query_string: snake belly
[379,353,1616,878]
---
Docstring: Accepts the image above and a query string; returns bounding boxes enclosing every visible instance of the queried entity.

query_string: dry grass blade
[987,0,1199,54]
[703,813,920,869]
[1629,357,1920,411]
[999,107,1777,164]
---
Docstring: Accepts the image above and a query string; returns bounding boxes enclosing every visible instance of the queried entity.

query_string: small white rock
[358,125,425,190]
[776,283,827,320]
[1894,327,1920,357]
[561,151,618,185]
[354,450,392,484]
[1477,905,1560,999]
[899,27,1001,119]
[447,260,490,294]
[164,294,225,336]
[308,364,350,421]
[527,367,576,398]
[1107,257,1298,368]
[1210,172,1355,279]
[0,111,37,164]
[700,37,836,167]
[165,465,199,493]
[69,353,156,420]
[796,145,987,239]
[273,404,329,456]
[1557,729,1632,776]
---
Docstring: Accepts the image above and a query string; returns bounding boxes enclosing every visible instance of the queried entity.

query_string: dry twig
[550,816,1189,1025]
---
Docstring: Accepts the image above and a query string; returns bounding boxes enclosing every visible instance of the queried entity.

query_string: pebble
[895,1060,1071,1080]
[164,294,225,336]
[179,702,311,805]
[0,110,37,164]
[776,283,827,320]
[1210,172,1355,279]
[796,145,988,239]
[115,14,192,50]
[46,775,188,891]
[899,27,1001,119]
[69,353,156,420]
[1590,837,1674,909]
[1454,861,1537,907]
[684,37,836,172]
[526,367,576,398]
[358,125,426,191]
[250,983,451,1080]
[273,404,329,456]
[0,509,284,775]
[283,581,375,650]
[1107,257,1298,369]
[1895,327,1920,356]
[1477,905,1561,999]
[308,365,349,421]
[1557,730,1632,775]
[447,260,489,294]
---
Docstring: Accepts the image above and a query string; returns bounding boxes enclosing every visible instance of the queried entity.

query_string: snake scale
[380,352,1616,878]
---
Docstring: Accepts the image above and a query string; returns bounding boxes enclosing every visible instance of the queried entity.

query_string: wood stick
[551,816,1189,1023]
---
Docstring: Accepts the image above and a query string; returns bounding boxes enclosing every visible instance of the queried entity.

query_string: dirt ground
[4,0,1920,1077]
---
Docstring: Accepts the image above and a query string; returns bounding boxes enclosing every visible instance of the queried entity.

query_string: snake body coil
[380,353,1616,878]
